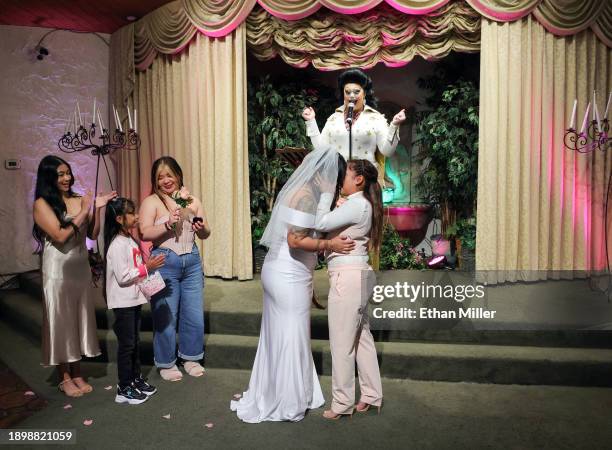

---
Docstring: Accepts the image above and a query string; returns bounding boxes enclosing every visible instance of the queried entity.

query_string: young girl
[105,197,165,404]
[313,159,383,419]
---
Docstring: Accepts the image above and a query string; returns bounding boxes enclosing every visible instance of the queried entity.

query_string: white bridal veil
[260,147,340,249]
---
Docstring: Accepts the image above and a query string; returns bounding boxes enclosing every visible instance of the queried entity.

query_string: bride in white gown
[231,148,351,423]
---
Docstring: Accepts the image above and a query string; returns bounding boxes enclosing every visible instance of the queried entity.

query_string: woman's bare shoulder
[141,194,162,207]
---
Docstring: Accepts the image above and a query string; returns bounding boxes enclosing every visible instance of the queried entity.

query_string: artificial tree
[248,75,336,267]
[413,58,480,252]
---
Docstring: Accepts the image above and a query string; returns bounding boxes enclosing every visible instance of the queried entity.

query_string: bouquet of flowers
[172,186,192,208]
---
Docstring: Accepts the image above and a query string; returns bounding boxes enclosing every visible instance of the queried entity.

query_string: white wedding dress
[230,241,325,422]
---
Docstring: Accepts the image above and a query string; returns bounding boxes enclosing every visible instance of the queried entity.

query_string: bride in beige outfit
[313,158,383,419]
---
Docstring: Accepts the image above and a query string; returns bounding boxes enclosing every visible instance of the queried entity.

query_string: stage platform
[1,270,611,387]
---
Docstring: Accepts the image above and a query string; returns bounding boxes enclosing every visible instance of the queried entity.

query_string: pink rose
[179,187,190,200]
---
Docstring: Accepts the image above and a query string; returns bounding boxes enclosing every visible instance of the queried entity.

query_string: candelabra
[564,91,610,154]
[563,119,609,154]
[57,102,141,286]
[564,91,612,301]
[57,102,140,193]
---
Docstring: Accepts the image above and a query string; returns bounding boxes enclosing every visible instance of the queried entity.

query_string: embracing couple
[230,148,384,422]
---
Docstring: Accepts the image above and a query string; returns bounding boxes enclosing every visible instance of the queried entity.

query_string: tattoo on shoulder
[294,194,316,212]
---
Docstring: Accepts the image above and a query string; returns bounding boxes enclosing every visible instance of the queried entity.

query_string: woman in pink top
[139,157,211,382]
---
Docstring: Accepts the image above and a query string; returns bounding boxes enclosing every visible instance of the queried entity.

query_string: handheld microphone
[345,101,355,126]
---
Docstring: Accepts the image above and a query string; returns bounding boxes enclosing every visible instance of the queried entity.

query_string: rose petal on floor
[104,386,113,390]
[63,404,72,410]
[24,391,36,396]
[162,414,171,419]
[205,423,214,429]
[83,419,93,426]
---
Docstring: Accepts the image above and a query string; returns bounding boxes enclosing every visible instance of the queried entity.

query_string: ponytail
[347,159,383,252]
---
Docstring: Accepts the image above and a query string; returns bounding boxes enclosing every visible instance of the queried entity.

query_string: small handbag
[138,267,166,298]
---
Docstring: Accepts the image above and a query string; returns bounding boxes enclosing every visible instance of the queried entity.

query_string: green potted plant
[379,224,427,270]
[413,59,479,263]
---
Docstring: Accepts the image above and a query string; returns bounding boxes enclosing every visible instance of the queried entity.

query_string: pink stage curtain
[112,24,253,280]
[246,2,480,70]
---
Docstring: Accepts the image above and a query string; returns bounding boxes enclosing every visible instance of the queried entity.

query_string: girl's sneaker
[115,383,148,405]
[134,376,157,396]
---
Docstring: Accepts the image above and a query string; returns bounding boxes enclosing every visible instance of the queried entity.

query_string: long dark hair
[348,159,383,252]
[337,68,378,109]
[150,156,184,211]
[332,154,347,210]
[32,155,79,252]
[103,197,137,301]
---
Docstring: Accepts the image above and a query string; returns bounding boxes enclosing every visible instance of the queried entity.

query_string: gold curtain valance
[466,1,611,40]
[246,2,480,70]
[128,0,611,71]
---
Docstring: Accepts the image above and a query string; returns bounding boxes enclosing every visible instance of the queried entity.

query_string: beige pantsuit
[327,264,382,414]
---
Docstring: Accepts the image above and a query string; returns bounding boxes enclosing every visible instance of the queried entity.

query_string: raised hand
[146,254,165,271]
[330,235,355,254]
[391,109,406,126]
[95,191,118,209]
[302,107,316,121]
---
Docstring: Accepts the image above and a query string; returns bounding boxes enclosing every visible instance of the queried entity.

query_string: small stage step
[13,271,612,348]
[2,273,611,387]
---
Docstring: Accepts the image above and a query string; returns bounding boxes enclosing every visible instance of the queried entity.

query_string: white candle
[64,112,71,134]
[77,101,84,127]
[73,109,78,133]
[127,107,133,129]
[134,108,137,133]
[580,102,591,134]
[592,91,596,121]
[97,110,104,131]
[117,107,123,132]
[92,98,96,125]
[569,99,577,129]
[112,105,118,129]
[604,92,611,120]
[594,100,601,132]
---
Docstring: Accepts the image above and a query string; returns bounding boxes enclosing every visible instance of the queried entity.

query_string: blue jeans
[150,245,204,368]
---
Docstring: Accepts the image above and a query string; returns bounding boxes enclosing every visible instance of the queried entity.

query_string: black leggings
[113,305,142,388]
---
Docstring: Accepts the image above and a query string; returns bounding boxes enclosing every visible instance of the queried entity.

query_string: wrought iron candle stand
[58,121,140,286]
[564,119,609,154]
[58,123,141,195]
[564,118,611,299]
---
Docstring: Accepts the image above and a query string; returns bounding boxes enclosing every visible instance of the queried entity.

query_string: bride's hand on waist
[330,235,355,254]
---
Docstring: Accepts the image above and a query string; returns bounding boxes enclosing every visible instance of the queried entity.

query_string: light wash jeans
[150,245,204,368]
